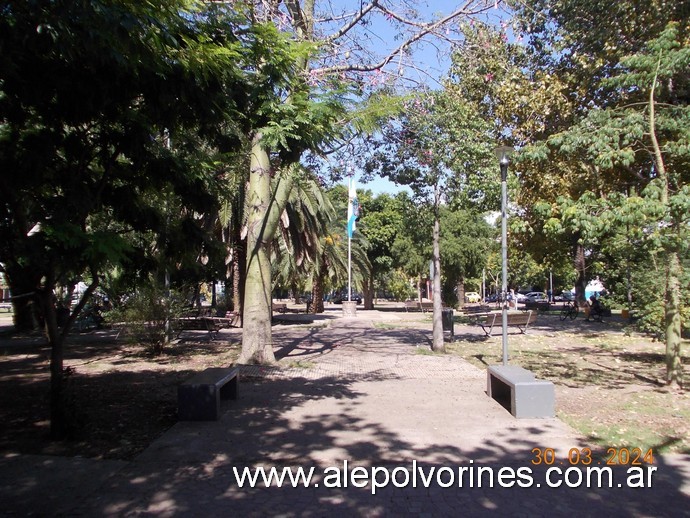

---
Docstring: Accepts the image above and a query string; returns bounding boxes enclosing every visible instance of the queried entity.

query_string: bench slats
[477,311,536,336]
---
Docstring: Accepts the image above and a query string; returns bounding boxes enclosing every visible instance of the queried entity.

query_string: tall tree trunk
[363,275,375,310]
[312,272,325,313]
[573,239,587,306]
[456,279,466,309]
[239,136,293,364]
[665,250,683,386]
[648,66,683,388]
[431,189,445,352]
[37,288,67,439]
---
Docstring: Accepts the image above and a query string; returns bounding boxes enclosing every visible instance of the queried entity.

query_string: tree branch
[313,0,499,75]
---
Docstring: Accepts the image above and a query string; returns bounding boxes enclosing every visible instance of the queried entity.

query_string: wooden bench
[272,302,287,313]
[459,304,491,322]
[404,300,419,312]
[210,311,240,330]
[524,301,551,312]
[178,367,240,420]
[487,365,554,418]
[477,310,536,337]
[173,317,221,338]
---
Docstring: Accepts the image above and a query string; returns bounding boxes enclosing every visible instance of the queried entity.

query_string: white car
[525,291,547,302]
[464,292,481,303]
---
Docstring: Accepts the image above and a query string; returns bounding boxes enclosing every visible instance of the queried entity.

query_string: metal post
[500,158,509,366]
[348,236,352,302]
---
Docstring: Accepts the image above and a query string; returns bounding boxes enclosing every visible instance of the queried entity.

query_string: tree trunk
[36,289,67,439]
[664,250,683,387]
[647,66,683,388]
[363,275,375,310]
[312,273,325,313]
[573,240,587,306]
[431,194,445,352]
[239,136,293,364]
[456,280,466,309]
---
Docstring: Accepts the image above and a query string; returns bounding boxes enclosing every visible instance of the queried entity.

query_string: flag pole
[348,232,352,302]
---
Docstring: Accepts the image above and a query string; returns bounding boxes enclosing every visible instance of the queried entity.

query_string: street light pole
[495,146,514,366]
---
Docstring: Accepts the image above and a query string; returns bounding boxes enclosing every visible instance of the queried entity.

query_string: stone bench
[178,367,240,421]
[487,365,554,418]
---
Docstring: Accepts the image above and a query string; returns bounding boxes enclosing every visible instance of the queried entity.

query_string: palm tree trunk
[239,136,294,364]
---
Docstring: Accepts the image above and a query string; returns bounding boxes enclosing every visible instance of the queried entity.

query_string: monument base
[341,300,357,317]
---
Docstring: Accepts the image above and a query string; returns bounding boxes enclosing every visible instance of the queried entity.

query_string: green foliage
[387,269,415,302]
[440,207,493,288]
[109,283,188,355]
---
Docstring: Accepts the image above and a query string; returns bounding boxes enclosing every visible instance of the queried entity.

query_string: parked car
[465,292,481,303]
[561,291,575,301]
[484,293,499,303]
[515,292,527,303]
[525,291,547,302]
[333,291,362,304]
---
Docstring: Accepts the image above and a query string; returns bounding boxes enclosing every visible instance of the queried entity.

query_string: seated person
[588,295,603,319]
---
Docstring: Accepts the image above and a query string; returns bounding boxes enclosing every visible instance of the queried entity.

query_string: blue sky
[330,1,510,195]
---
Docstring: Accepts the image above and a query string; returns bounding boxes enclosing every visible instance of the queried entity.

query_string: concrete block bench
[487,365,554,418]
[178,367,239,421]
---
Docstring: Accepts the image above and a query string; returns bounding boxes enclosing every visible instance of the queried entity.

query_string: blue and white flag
[347,177,358,238]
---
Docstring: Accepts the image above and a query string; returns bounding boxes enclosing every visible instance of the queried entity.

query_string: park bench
[178,366,240,420]
[272,302,287,313]
[210,311,240,330]
[477,310,537,337]
[404,300,419,312]
[173,316,221,338]
[459,304,491,323]
[524,300,551,312]
[487,365,554,418]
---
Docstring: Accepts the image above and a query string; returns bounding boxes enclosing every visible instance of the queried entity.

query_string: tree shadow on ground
[15,369,683,517]
[1,318,688,516]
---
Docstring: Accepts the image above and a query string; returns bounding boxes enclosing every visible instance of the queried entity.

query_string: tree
[542,24,689,386]
[236,0,512,363]
[366,91,495,351]
[357,192,407,308]
[439,207,494,307]
[0,0,258,437]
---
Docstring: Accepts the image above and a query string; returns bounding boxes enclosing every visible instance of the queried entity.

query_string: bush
[109,285,188,354]
[387,270,415,301]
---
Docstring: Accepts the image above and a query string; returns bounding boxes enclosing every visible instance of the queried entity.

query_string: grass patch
[373,322,400,330]
[284,359,316,369]
[447,329,689,454]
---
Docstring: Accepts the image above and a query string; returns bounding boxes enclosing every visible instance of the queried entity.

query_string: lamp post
[494,146,514,366]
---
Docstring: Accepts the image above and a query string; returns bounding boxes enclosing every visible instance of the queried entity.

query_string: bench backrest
[463,305,490,314]
[506,311,536,325]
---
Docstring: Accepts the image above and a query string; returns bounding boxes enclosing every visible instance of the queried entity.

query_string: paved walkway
[1,309,689,516]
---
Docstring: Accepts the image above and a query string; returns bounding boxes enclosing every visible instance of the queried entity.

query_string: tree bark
[573,239,587,306]
[648,64,683,388]
[363,275,375,310]
[431,188,445,352]
[239,136,293,364]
